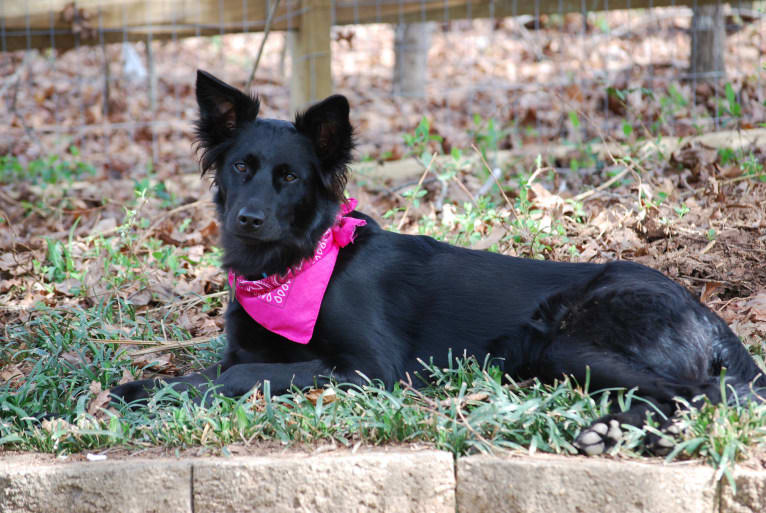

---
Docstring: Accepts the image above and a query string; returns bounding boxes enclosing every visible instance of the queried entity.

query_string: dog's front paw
[109,379,155,405]
[574,419,623,456]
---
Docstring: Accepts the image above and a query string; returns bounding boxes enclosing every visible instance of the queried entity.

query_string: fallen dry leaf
[86,381,113,416]
[700,281,724,303]
[59,351,90,368]
[42,417,75,434]
[472,225,507,250]
[118,368,137,385]
[305,388,337,406]
[130,352,178,374]
[128,289,153,306]
[0,364,24,385]
[745,292,766,322]
[91,217,118,233]
[438,391,490,407]
[53,278,81,296]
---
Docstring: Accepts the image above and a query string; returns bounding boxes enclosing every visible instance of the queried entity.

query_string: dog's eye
[283,172,297,183]
[233,162,247,174]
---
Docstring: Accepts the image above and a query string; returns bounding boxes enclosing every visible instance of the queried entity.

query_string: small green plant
[742,153,765,181]
[568,110,581,130]
[608,84,691,138]
[0,147,95,185]
[436,196,507,248]
[674,202,690,218]
[621,120,634,138]
[133,176,175,207]
[505,158,570,258]
[716,148,765,182]
[723,82,742,118]
[666,84,689,109]
[718,147,737,166]
[38,220,82,284]
[403,117,443,163]
[468,114,507,174]
[563,110,600,172]
[594,15,610,33]
[653,85,690,134]
[44,238,71,283]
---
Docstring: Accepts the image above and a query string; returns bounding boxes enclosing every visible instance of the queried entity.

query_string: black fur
[111,70,766,454]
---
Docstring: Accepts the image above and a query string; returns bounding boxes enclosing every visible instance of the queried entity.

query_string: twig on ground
[472,144,517,217]
[700,239,716,255]
[451,175,477,205]
[477,166,503,197]
[434,177,450,211]
[554,101,648,205]
[137,199,213,245]
[389,177,439,193]
[89,339,159,346]
[680,171,766,200]
[397,153,437,231]
[145,291,227,313]
[573,167,632,202]
[526,161,554,186]
[90,335,220,356]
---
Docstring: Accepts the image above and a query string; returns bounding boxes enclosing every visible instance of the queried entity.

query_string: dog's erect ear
[196,70,259,132]
[195,70,259,172]
[294,95,354,200]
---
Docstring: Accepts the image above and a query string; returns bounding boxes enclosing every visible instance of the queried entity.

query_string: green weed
[0,147,95,185]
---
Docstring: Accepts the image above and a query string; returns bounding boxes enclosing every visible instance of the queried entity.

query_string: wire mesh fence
[1,0,764,178]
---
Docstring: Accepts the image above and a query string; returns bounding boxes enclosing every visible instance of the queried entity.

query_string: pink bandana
[228,199,366,344]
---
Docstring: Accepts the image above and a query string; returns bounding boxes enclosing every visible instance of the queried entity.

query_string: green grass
[0,147,96,185]
[664,387,766,486]
[0,342,612,455]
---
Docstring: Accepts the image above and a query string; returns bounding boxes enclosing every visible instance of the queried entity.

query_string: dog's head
[194,70,354,276]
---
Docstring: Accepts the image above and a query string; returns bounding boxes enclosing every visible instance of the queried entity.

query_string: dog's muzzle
[237,206,266,231]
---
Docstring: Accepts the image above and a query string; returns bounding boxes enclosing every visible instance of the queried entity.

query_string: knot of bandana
[228,198,366,343]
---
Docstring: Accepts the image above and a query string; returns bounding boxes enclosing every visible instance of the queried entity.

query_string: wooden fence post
[289,0,333,113]
[689,1,726,82]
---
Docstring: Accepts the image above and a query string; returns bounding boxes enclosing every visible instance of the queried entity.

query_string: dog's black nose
[237,207,265,230]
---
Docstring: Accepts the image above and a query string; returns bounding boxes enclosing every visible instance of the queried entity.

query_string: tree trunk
[393,22,433,98]
[689,2,726,82]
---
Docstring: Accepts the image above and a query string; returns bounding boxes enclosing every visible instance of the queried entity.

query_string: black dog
[111,70,766,455]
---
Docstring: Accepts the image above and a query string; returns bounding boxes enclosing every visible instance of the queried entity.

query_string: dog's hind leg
[575,388,705,456]
[523,260,766,455]
[574,402,668,456]
[536,336,730,455]
[539,351,683,455]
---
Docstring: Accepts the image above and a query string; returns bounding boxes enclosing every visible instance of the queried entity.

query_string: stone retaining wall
[1,451,764,513]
